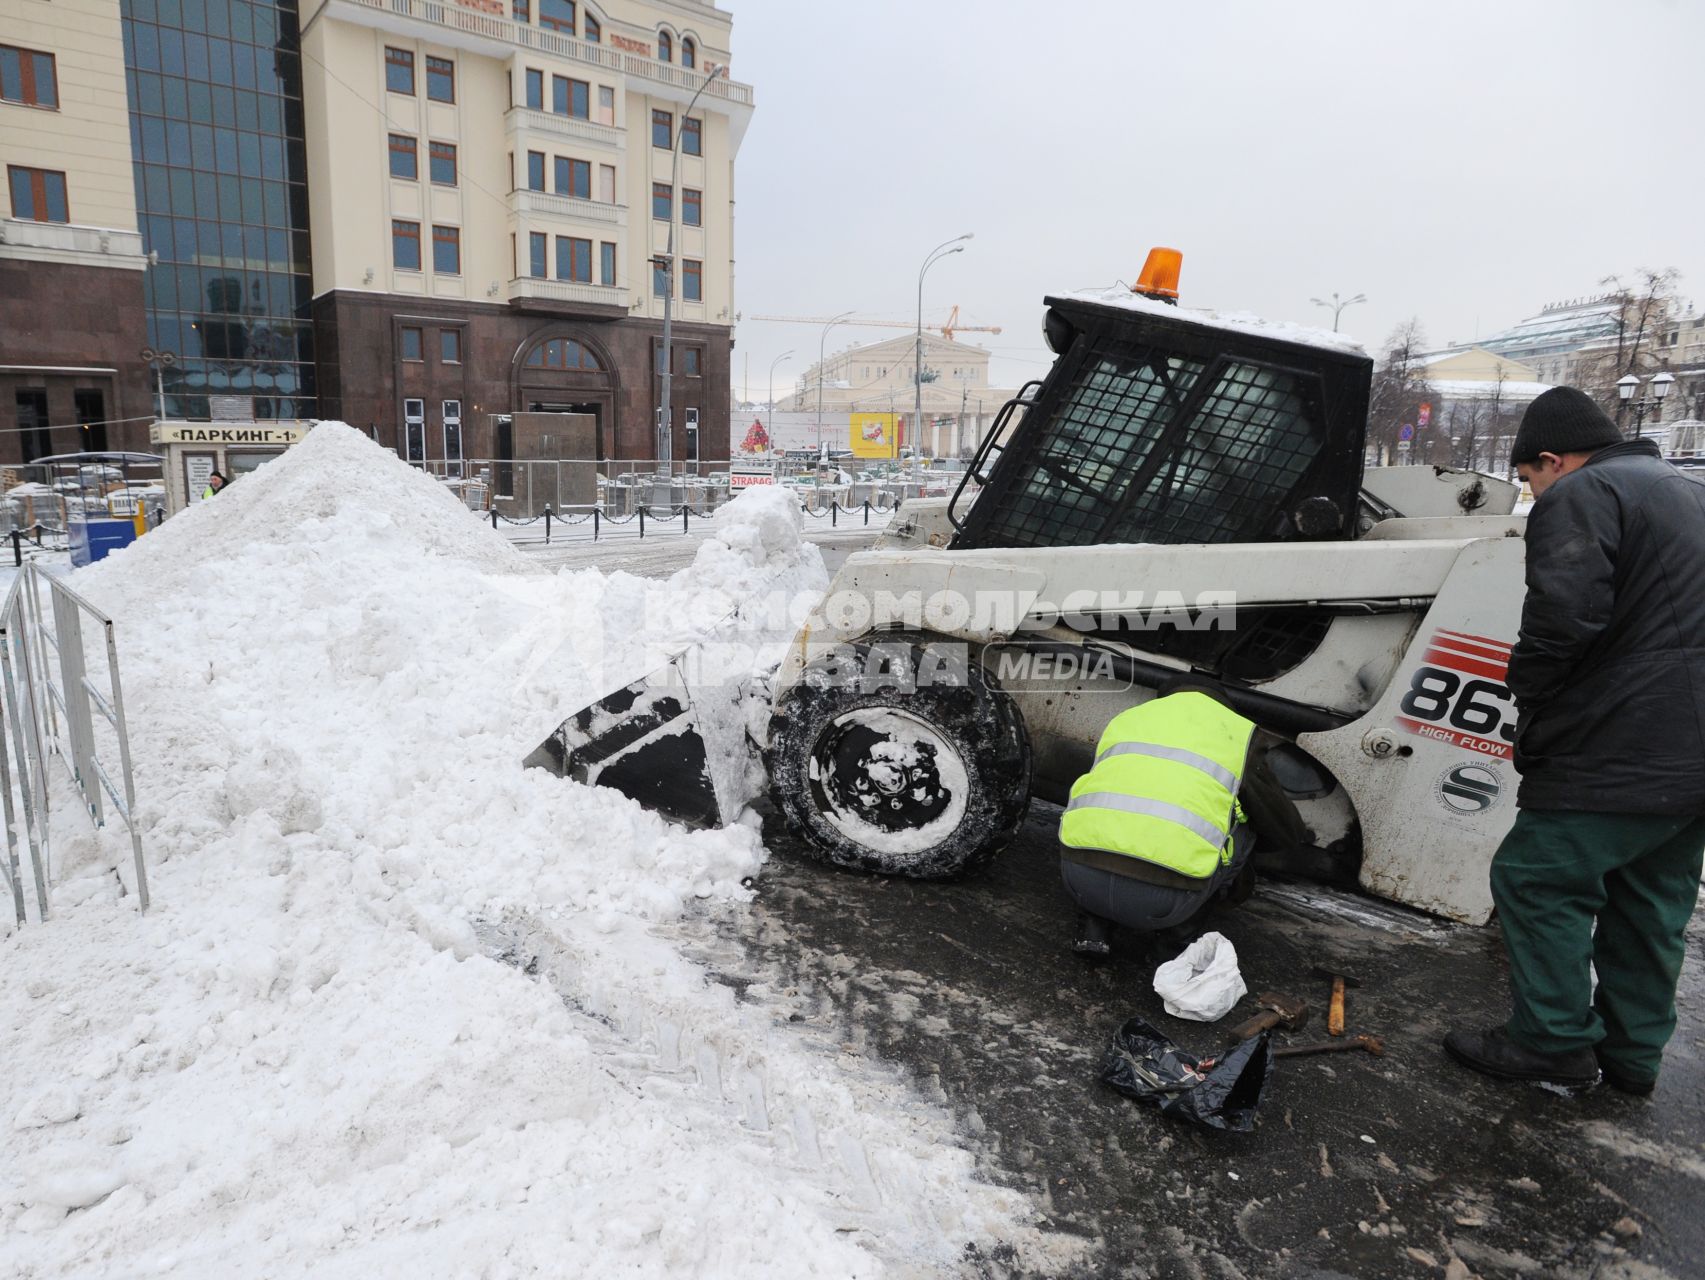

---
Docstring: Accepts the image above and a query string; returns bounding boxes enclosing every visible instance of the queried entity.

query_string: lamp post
[767,350,792,449]
[1617,370,1675,440]
[656,62,723,472]
[915,234,972,481]
[1310,291,1367,332]
[815,310,855,454]
[139,347,178,422]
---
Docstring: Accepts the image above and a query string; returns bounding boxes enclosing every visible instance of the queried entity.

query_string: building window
[529,231,547,279]
[658,30,672,62]
[388,133,418,179]
[432,224,460,274]
[385,47,414,95]
[513,0,529,22]
[557,235,591,283]
[682,187,701,226]
[596,85,615,126]
[429,141,457,186]
[652,182,671,220]
[599,164,616,204]
[443,400,463,476]
[653,261,669,297]
[540,0,574,33]
[652,108,672,149]
[392,219,421,270]
[600,240,616,286]
[525,68,543,109]
[7,165,68,223]
[554,157,590,199]
[441,329,461,363]
[681,38,696,70]
[0,46,58,108]
[583,12,600,41]
[527,150,545,191]
[683,258,702,302]
[426,56,454,103]
[682,117,702,156]
[526,339,601,370]
[400,326,424,361]
[552,75,588,119]
[403,398,426,462]
[684,347,702,376]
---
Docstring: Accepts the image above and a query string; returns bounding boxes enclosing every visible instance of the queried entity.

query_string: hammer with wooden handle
[1311,964,1361,1037]
[1273,1034,1385,1059]
[1225,992,1310,1044]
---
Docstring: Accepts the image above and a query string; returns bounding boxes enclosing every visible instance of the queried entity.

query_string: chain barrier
[478,495,896,545]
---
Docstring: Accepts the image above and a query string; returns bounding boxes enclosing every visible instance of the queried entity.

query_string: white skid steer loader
[528,253,1527,925]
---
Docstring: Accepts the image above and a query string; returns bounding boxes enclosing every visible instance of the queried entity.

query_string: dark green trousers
[1491,809,1705,1081]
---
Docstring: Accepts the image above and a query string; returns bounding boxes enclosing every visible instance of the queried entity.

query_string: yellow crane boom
[745,307,1002,342]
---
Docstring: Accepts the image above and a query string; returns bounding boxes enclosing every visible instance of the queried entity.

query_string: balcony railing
[509,189,626,226]
[507,277,627,308]
[505,106,624,150]
[0,219,146,264]
[338,0,753,107]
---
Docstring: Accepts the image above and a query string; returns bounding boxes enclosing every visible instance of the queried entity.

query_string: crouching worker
[1058,679,1292,958]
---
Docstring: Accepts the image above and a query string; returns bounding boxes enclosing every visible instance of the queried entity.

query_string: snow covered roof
[1057,287,1368,357]
[1427,378,1555,400]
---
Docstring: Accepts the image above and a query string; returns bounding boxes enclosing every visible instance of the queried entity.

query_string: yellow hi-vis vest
[1058,691,1255,880]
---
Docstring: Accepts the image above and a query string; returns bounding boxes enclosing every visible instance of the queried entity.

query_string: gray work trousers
[1060,826,1253,934]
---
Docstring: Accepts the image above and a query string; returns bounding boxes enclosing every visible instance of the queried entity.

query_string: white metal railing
[341,0,754,106]
[505,106,624,149]
[505,277,627,307]
[509,188,627,226]
[0,563,148,925]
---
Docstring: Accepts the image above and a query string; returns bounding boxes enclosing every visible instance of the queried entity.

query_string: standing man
[1445,386,1705,1094]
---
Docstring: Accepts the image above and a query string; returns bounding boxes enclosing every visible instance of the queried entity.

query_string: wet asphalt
[693,800,1705,1280]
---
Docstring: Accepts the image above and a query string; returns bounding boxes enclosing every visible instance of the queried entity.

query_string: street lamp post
[656,62,724,473]
[815,310,855,454]
[139,347,178,422]
[915,234,972,482]
[767,350,792,449]
[1310,291,1367,332]
[1617,370,1675,439]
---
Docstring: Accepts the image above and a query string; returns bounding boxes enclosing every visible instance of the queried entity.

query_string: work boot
[1593,1049,1657,1097]
[1443,1026,1600,1088]
[1072,913,1111,962]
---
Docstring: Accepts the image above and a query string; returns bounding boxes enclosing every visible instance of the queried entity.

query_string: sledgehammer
[1311,964,1360,1038]
[1225,992,1309,1044]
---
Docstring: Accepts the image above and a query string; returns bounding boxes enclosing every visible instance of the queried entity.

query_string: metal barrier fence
[0,562,147,924]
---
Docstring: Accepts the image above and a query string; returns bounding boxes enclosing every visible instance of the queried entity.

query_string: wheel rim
[808,708,970,857]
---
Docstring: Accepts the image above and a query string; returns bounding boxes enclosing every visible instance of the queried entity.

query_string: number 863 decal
[1393,629,1516,760]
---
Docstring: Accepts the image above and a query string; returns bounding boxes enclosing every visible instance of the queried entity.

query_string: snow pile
[1064,285,1368,356]
[0,424,1063,1277]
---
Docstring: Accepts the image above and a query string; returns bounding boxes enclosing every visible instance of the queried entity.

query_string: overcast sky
[726,0,1704,403]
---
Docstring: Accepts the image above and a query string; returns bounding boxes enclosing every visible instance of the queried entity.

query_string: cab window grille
[973,343,1204,548]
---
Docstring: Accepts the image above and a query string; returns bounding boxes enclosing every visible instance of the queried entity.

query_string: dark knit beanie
[1509,386,1621,465]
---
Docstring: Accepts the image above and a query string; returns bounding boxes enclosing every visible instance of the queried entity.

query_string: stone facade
[313,288,730,464]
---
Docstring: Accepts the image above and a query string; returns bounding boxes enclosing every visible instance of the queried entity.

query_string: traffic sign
[1399,424,1415,442]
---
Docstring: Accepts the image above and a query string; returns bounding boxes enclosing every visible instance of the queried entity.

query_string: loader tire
[766,634,1032,880]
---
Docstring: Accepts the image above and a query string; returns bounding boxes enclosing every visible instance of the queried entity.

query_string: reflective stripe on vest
[1092,741,1238,791]
[1064,791,1227,848]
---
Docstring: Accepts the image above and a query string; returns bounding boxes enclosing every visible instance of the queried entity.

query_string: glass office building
[120,0,315,419]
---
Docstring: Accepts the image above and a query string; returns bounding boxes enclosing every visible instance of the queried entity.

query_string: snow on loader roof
[1060,285,1369,357]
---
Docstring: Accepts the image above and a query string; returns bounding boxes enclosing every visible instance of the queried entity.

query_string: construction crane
[743,307,1002,342]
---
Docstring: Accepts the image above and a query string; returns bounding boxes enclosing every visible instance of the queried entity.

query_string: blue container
[68,517,138,568]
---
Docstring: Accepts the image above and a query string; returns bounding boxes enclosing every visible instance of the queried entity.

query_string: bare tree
[1367,319,1436,465]
[1573,268,1682,430]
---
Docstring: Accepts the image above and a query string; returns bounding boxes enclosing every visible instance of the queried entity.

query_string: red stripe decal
[1436,628,1513,654]
[1395,716,1513,760]
[1424,648,1510,681]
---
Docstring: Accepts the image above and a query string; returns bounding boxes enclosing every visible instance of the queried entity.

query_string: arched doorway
[509,332,617,461]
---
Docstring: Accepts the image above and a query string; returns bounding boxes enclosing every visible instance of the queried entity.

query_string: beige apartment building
[0,0,152,461]
[298,0,751,465]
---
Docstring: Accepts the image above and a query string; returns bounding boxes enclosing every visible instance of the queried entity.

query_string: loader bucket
[523,657,726,827]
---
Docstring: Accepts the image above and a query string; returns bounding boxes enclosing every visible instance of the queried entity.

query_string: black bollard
[638,506,646,538]
[593,508,600,541]
[10,528,20,567]
[490,508,498,530]
[682,505,688,535]
[863,500,871,526]
[544,505,552,544]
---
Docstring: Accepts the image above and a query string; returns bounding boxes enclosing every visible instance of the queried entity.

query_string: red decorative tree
[740,418,770,454]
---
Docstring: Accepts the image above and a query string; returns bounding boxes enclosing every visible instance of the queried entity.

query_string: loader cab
[949,293,1372,551]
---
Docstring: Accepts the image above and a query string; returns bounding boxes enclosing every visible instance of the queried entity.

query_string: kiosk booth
[150,421,311,515]
[19,451,167,568]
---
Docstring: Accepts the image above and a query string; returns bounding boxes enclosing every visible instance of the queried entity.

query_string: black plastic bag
[1099,1016,1273,1132]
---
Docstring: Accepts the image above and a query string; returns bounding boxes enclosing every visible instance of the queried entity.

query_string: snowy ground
[0,425,1071,1278]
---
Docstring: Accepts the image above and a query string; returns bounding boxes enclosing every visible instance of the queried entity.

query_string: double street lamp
[767,350,792,447]
[816,310,855,453]
[915,234,972,477]
[1617,371,1675,439]
[1310,291,1366,332]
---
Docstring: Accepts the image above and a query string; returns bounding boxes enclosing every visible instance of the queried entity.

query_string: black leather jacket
[1509,439,1705,813]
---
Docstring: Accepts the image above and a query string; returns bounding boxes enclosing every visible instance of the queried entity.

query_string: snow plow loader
[529,251,1526,925]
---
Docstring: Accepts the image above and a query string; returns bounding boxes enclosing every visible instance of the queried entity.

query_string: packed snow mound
[0,433,1054,1276]
[707,483,807,565]
[83,421,527,595]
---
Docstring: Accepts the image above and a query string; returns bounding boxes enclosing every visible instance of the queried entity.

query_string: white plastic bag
[1152,931,1248,1022]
